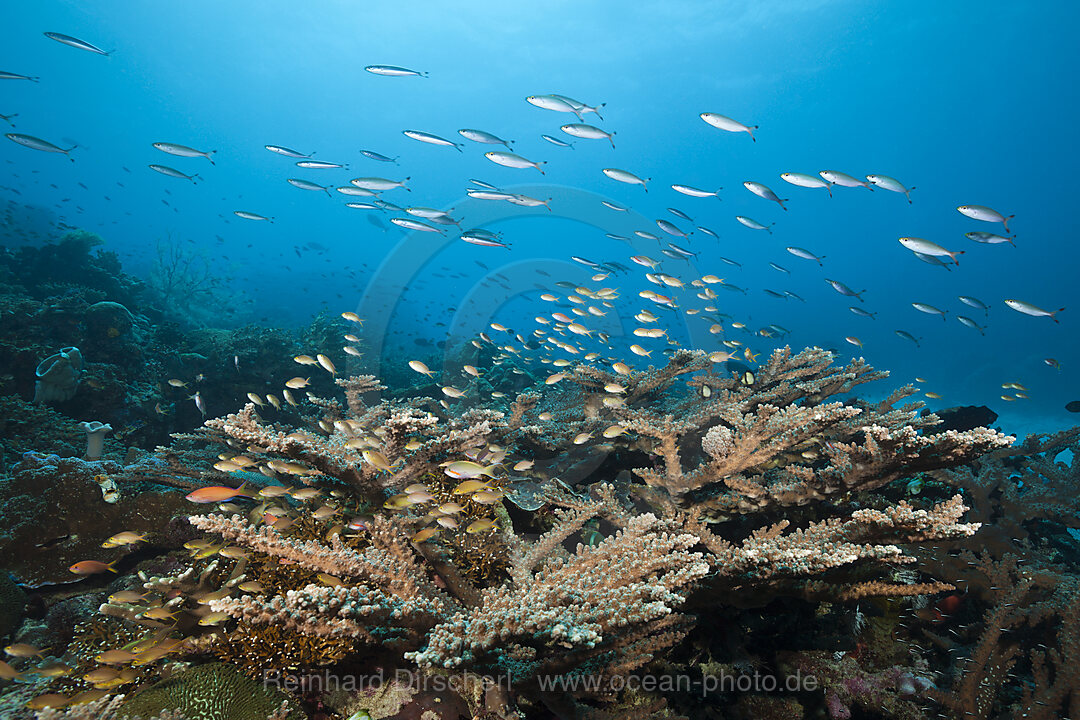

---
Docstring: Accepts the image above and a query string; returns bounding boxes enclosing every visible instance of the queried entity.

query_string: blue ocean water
[2,1,1077,435]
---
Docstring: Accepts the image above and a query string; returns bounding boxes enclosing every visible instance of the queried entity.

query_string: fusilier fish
[458,129,513,147]
[485,151,545,173]
[958,205,1013,233]
[360,149,397,162]
[956,316,986,335]
[825,278,864,302]
[153,142,216,164]
[786,247,825,265]
[602,167,648,190]
[672,184,721,198]
[700,112,757,141]
[1004,299,1065,322]
[898,237,964,265]
[560,123,615,147]
[365,65,427,77]
[403,130,462,151]
[866,174,915,202]
[351,176,409,191]
[149,164,198,182]
[819,170,871,189]
[391,217,444,234]
[743,181,788,210]
[265,144,312,158]
[781,172,832,196]
[296,160,347,169]
[0,71,40,82]
[965,231,1015,246]
[6,133,76,160]
[912,302,947,320]
[656,219,689,238]
[958,295,989,315]
[44,32,110,55]
[287,178,332,194]
[234,210,273,222]
[541,134,573,147]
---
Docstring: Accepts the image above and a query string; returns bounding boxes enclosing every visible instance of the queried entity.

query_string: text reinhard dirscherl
[262,668,819,697]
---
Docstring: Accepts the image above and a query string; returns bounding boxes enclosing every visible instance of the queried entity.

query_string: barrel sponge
[118,662,304,720]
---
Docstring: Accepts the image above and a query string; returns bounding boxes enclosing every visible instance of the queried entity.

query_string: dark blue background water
[2,1,1076,433]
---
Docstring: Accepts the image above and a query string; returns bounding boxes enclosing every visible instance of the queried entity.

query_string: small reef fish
[700,112,757,140]
[185,484,252,504]
[149,164,198,182]
[602,167,648,190]
[1004,299,1064,322]
[365,65,428,77]
[866,174,914,202]
[44,32,110,55]
[6,133,76,160]
[485,151,545,173]
[958,204,1014,233]
[152,142,215,164]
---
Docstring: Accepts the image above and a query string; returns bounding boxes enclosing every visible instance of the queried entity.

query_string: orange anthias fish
[185,482,253,504]
[69,560,117,575]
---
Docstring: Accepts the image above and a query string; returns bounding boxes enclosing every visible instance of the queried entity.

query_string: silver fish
[601,200,628,212]
[825,278,864,302]
[360,149,396,163]
[560,123,615,147]
[849,306,877,319]
[153,142,215,164]
[894,330,921,347]
[700,112,757,141]
[956,316,986,335]
[6,133,75,160]
[365,65,427,77]
[403,130,462,151]
[296,160,347,169]
[770,262,790,274]
[866,174,914,202]
[351,176,409,191]
[486,151,545,173]
[287,178,331,194]
[540,134,573,148]
[345,202,381,210]
[0,71,39,82]
[912,251,953,270]
[958,295,989,315]
[912,302,947,320]
[786,247,824,265]
[469,179,500,190]
[458,129,512,147]
[735,215,772,233]
[819,170,871,189]
[965,231,1015,246]
[149,164,197,182]
[898,237,963,265]
[234,210,273,222]
[743,181,788,210]
[656,219,689,238]
[781,172,832,196]
[958,204,1013,233]
[697,226,719,239]
[602,167,648,190]
[1004,299,1064,322]
[668,208,693,222]
[336,186,376,196]
[391,217,443,233]
[265,144,312,158]
[44,32,110,55]
[467,189,516,201]
[671,184,721,198]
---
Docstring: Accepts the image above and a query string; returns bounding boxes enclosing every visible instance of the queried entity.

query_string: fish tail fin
[107,561,118,573]
[30,76,40,83]
[593,103,605,121]
[1004,214,1015,234]
[191,174,200,184]
[948,250,965,265]
[207,151,217,166]
[1053,308,1065,322]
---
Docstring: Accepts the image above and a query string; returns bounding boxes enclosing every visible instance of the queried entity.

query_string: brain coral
[118,662,303,720]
